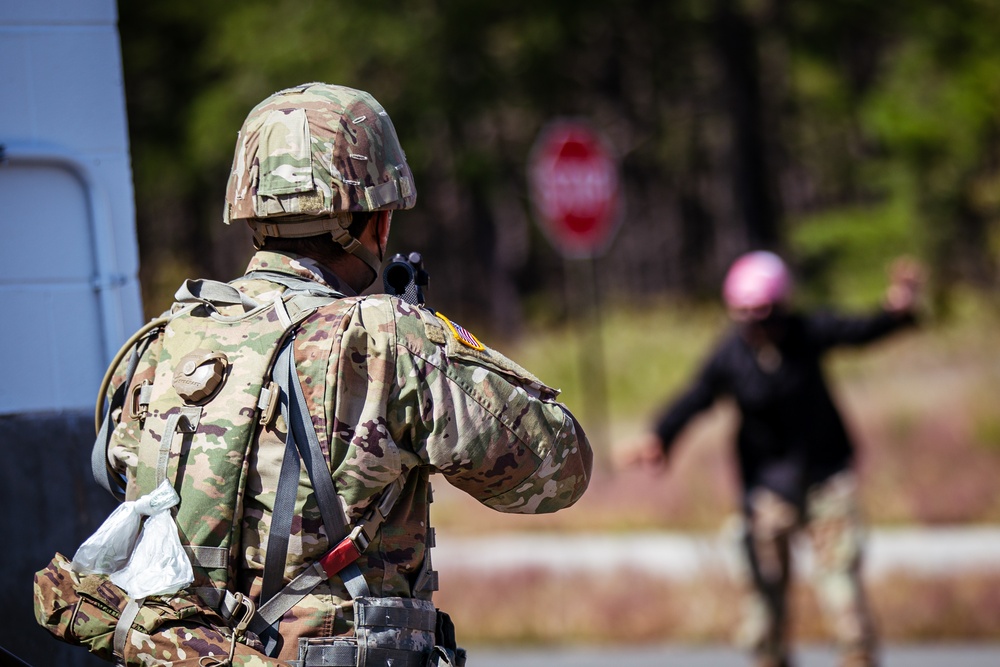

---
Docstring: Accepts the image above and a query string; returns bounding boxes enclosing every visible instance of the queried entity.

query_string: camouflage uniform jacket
[106,250,592,658]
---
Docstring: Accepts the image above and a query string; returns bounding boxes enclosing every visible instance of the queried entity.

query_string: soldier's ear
[372,211,392,257]
[377,211,392,247]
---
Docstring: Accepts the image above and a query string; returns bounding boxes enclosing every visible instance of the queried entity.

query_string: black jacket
[654,308,915,505]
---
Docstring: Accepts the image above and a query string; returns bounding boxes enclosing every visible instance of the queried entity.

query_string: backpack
[89,274,407,657]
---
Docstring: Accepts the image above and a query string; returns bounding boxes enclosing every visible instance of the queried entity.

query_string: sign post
[528,120,622,460]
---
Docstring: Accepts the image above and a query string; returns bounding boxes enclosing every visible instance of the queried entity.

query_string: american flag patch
[436,312,485,351]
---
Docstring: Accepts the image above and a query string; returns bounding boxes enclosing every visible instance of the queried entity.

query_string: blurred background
[3,0,1000,661]
[115,0,1000,649]
[122,0,1000,324]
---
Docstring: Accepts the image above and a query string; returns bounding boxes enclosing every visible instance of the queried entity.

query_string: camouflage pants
[735,472,878,667]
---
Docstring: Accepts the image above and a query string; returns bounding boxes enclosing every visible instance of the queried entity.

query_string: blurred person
[34,82,592,666]
[618,250,923,667]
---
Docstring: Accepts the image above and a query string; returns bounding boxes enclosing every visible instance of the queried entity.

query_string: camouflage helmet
[224,82,416,273]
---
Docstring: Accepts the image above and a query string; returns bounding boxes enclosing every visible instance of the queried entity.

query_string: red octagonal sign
[528,119,622,258]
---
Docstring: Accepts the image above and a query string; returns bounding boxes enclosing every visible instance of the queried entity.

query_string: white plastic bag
[71,479,193,598]
[70,503,142,575]
[71,479,180,575]
[110,510,194,598]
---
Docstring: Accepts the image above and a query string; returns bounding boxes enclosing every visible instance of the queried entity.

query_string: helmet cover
[722,251,791,310]
[224,82,416,226]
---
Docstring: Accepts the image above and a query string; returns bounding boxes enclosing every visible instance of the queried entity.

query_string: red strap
[318,537,361,579]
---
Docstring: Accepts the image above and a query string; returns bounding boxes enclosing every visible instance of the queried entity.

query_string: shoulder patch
[435,312,485,351]
[428,311,555,397]
[417,308,447,345]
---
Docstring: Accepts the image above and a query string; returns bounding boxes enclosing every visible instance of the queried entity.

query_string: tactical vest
[90,275,457,665]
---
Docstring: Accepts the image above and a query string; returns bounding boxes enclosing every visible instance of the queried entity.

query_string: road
[439,528,1000,666]
[469,644,1000,667]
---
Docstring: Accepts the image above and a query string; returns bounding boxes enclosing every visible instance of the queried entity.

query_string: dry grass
[436,568,1000,646]
[436,568,738,646]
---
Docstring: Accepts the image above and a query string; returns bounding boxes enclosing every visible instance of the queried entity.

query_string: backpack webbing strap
[242,270,346,299]
[202,569,327,639]
[112,596,145,660]
[413,484,439,594]
[260,416,301,605]
[259,339,369,655]
[155,406,201,487]
[252,478,408,649]
[262,340,363,597]
[175,278,261,312]
[92,381,130,502]
[204,484,409,652]
[253,561,327,632]
[184,546,227,569]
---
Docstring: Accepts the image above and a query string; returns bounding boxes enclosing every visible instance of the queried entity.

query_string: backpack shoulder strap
[252,303,415,653]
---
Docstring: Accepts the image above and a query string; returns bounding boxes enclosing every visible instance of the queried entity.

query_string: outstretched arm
[810,257,925,348]
[615,351,723,472]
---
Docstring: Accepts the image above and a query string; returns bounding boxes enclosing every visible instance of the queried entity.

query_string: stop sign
[528,120,622,258]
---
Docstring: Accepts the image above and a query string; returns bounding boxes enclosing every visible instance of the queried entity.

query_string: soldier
[35,82,592,666]
[618,251,922,667]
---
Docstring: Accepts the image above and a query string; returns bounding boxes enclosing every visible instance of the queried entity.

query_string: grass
[436,568,1000,646]
[428,290,1000,646]
[436,292,1000,533]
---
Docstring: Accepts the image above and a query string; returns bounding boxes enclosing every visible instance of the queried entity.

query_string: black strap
[297,643,427,667]
[282,340,351,546]
[258,341,310,656]
[259,339,370,655]
[356,604,438,632]
[260,424,301,606]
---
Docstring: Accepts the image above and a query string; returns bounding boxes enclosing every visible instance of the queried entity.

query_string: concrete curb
[434,526,1000,579]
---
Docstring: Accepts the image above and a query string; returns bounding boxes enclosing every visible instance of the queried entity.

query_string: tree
[118,0,1000,331]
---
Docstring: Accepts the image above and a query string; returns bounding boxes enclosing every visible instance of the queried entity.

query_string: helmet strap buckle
[329,226,382,280]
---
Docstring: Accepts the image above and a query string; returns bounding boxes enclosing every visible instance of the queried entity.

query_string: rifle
[382,252,429,306]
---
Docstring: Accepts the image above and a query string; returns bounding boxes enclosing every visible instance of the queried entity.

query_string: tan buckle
[128,380,150,421]
[201,593,256,667]
[259,381,279,426]
[350,523,373,552]
[230,592,255,639]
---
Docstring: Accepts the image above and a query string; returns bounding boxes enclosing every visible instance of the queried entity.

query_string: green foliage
[789,199,921,309]
[119,0,1000,321]
[863,38,1000,170]
[500,299,727,426]
[854,1,1000,288]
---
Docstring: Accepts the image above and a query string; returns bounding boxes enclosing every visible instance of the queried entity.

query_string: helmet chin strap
[245,215,384,288]
[328,225,382,287]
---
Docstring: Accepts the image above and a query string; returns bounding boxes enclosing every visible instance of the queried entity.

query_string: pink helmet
[722,251,791,311]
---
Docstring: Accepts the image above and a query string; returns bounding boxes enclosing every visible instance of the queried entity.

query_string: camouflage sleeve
[388,301,592,514]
